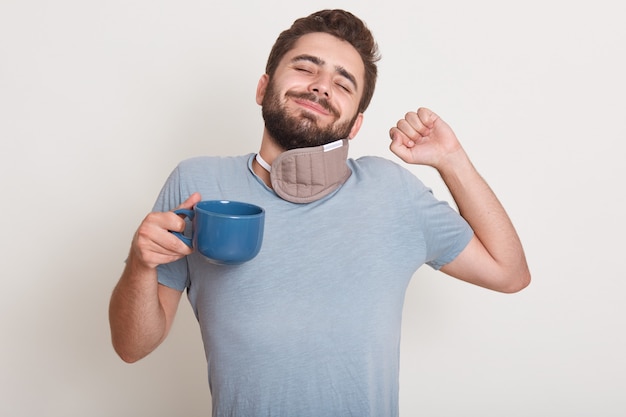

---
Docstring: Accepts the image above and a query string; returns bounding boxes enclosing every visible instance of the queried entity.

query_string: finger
[136,213,188,261]
[396,118,419,140]
[389,126,415,148]
[417,107,439,129]
[388,128,414,163]
[140,233,186,257]
[406,111,438,137]
[136,234,192,267]
[177,192,202,210]
[144,211,187,233]
[166,211,188,233]
[134,218,192,260]
[156,228,193,255]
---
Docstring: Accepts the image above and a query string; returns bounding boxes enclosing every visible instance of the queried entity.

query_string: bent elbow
[112,343,147,364]
[110,334,152,364]
[116,350,142,364]
[499,269,531,294]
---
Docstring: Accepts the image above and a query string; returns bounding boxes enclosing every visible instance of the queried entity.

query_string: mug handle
[171,208,194,248]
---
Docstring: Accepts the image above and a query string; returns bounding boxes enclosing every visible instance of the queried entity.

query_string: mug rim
[195,199,264,217]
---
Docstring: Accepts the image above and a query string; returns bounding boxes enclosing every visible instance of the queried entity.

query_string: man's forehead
[285,33,365,80]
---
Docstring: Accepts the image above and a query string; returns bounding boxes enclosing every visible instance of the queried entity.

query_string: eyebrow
[291,54,359,91]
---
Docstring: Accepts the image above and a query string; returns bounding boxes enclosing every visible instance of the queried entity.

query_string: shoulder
[350,155,400,170]
[348,155,428,190]
[161,153,253,192]
[169,154,253,182]
[350,155,416,176]
[176,154,252,172]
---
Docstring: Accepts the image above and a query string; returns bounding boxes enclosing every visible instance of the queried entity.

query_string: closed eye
[336,81,352,93]
[295,66,313,73]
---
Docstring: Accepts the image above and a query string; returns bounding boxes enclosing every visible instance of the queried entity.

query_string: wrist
[125,247,159,280]
[436,147,474,178]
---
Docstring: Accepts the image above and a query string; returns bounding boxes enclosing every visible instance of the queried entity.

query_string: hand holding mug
[130,193,202,269]
[172,200,265,265]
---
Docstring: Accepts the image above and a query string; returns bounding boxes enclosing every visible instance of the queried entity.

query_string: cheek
[337,98,359,119]
[279,72,309,89]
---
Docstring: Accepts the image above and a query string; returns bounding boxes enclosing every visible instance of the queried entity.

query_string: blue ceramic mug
[172,200,265,265]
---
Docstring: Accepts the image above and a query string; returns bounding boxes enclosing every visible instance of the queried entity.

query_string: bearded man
[109,9,530,417]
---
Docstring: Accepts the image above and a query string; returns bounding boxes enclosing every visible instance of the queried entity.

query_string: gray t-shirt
[154,154,473,417]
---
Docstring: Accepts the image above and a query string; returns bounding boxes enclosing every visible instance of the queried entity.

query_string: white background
[1,0,624,416]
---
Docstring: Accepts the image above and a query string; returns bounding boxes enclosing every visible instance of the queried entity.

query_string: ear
[347,113,364,139]
[256,74,270,105]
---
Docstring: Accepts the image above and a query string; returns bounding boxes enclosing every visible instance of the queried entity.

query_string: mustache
[285,91,339,117]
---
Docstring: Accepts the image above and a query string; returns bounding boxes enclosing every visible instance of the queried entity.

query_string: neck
[253,131,287,187]
[252,155,272,188]
[255,153,272,172]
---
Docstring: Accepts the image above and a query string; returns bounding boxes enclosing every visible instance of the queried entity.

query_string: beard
[261,80,358,150]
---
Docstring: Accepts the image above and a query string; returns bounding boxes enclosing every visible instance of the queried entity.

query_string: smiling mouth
[286,92,338,117]
[293,98,331,116]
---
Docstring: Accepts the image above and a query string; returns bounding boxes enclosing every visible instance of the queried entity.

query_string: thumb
[176,192,202,210]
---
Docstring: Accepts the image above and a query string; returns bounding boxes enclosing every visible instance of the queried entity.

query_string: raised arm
[389,108,530,293]
[109,193,201,362]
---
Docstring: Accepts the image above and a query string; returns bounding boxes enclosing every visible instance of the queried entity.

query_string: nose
[308,73,331,98]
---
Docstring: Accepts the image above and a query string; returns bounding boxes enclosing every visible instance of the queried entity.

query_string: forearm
[109,256,168,363]
[438,149,530,282]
